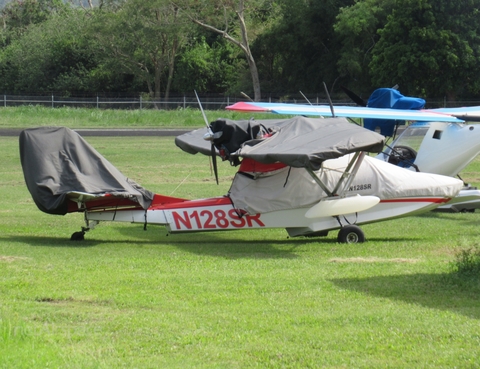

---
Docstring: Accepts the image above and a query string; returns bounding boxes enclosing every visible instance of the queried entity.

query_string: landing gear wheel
[337,225,365,243]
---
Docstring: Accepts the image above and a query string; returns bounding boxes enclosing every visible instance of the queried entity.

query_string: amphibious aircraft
[20,116,465,243]
[226,90,480,212]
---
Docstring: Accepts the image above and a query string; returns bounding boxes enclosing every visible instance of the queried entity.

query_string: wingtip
[225,101,266,112]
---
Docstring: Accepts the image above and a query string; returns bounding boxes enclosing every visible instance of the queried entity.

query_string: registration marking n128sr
[168,206,265,231]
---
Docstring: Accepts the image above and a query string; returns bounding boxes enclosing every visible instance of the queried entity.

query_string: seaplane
[226,87,480,212]
[19,111,465,243]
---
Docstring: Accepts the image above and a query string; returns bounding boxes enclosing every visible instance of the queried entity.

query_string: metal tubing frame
[305,151,366,198]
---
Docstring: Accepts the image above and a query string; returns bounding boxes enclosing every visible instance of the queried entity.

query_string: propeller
[210,142,219,185]
[340,85,367,107]
[194,90,219,185]
[341,84,399,107]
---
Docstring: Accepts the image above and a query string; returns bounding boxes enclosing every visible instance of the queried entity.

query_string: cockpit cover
[19,127,154,215]
[364,88,426,136]
[176,116,385,171]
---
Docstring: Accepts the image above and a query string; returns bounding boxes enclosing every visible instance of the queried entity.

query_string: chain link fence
[1,94,478,110]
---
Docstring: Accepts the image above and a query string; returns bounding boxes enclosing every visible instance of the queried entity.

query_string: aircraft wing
[176,116,385,171]
[226,101,468,123]
[429,106,480,121]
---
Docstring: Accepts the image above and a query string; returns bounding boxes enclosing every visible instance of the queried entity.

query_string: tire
[337,225,365,244]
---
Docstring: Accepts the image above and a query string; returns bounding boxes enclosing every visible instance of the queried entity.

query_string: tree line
[0,0,479,101]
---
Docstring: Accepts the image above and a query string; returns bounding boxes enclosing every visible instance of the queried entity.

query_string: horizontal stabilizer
[19,127,154,215]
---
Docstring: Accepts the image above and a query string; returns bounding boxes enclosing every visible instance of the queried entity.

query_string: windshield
[388,122,430,153]
[381,122,431,169]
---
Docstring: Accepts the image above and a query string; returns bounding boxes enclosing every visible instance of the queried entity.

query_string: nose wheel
[337,225,365,243]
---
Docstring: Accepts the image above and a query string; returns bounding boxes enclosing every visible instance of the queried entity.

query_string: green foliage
[0,5,149,95]
[334,0,396,94]
[253,0,355,95]
[369,0,480,98]
[452,245,480,277]
[2,0,480,99]
[173,37,240,93]
[0,0,69,44]
[91,0,191,98]
[0,8,99,94]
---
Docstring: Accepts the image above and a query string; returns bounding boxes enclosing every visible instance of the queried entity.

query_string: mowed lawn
[1,109,480,368]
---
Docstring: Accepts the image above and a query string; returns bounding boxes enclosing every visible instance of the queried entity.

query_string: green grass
[1,110,480,368]
[0,105,277,129]
[451,243,480,276]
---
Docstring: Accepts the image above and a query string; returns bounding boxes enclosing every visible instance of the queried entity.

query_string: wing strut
[323,82,336,117]
[305,168,334,197]
[332,152,365,196]
[304,152,366,198]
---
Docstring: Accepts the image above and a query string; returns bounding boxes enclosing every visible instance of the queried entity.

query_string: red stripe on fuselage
[149,196,232,210]
[381,197,451,204]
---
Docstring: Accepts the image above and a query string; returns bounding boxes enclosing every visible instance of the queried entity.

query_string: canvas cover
[228,155,462,215]
[175,118,286,156]
[176,116,385,171]
[19,127,154,215]
[364,88,426,136]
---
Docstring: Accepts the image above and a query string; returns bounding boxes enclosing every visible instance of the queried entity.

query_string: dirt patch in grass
[329,257,420,263]
[35,296,114,306]
[0,255,29,262]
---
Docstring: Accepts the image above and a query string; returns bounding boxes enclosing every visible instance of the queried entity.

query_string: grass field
[0,105,277,129]
[1,108,480,368]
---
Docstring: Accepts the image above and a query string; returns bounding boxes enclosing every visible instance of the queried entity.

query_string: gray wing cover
[19,127,154,215]
[236,117,384,170]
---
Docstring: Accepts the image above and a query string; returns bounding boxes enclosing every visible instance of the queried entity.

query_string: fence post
[3,95,5,108]
[140,95,142,110]
[183,95,186,109]
[52,95,54,108]
[97,96,99,109]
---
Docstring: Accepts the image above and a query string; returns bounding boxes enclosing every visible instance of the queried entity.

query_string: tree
[175,0,275,101]
[0,0,69,45]
[333,0,396,94]
[0,8,100,94]
[253,0,354,96]
[369,0,480,99]
[173,36,239,93]
[92,0,189,100]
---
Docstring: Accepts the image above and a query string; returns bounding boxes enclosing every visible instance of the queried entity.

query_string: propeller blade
[195,90,219,184]
[194,90,210,129]
[340,86,367,107]
[211,144,219,185]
